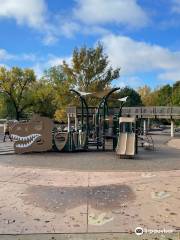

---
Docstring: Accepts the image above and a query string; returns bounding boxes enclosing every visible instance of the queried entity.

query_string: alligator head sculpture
[10,115,54,154]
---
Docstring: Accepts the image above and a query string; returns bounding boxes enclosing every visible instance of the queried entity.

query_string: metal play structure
[9,87,140,157]
[64,88,122,152]
[116,117,137,158]
[9,88,180,157]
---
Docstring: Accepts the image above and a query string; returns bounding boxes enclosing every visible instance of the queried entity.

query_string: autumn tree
[0,67,36,120]
[172,81,180,106]
[154,84,173,106]
[62,43,120,105]
[31,81,57,118]
[42,65,73,121]
[138,85,157,106]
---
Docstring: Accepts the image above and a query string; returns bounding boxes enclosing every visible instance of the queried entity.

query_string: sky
[1,0,180,89]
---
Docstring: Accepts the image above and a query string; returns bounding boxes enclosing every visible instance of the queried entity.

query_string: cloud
[32,55,72,78]
[171,0,180,13]
[0,0,47,29]
[158,70,180,81]
[60,21,80,38]
[0,49,13,61]
[101,34,180,82]
[0,49,38,63]
[0,0,60,45]
[74,0,149,28]
[47,56,71,67]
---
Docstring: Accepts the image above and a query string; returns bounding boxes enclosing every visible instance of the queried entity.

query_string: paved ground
[0,133,179,239]
[0,233,179,240]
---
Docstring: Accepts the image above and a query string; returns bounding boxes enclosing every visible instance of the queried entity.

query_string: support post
[143,119,147,135]
[67,114,70,132]
[75,115,78,131]
[147,118,150,131]
[171,119,174,137]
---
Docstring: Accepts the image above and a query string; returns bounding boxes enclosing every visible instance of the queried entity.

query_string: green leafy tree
[154,84,173,106]
[31,81,57,118]
[0,67,36,120]
[62,43,120,106]
[109,87,142,107]
[42,65,73,121]
[172,81,180,106]
[138,85,156,106]
[42,44,120,120]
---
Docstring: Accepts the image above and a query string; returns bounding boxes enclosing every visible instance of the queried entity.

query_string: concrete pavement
[0,134,179,239]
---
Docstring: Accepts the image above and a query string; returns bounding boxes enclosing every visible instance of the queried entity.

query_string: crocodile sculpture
[10,115,54,154]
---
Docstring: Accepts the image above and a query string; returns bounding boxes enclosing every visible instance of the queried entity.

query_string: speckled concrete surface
[0,134,179,237]
[0,165,179,234]
[0,233,179,240]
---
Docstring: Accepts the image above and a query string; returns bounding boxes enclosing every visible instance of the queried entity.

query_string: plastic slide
[116,133,127,155]
[126,133,135,156]
[116,133,135,157]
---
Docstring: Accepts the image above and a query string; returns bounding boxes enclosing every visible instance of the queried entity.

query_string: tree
[0,67,36,120]
[31,81,57,118]
[115,87,142,107]
[154,84,172,106]
[138,85,155,106]
[62,43,120,106]
[172,81,180,106]
[42,65,74,121]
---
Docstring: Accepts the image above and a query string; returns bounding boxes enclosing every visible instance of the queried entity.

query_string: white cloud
[0,49,13,60]
[60,21,80,38]
[158,70,180,81]
[49,56,71,67]
[32,55,72,78]
[0,47,71,77]
[42,31,58,45]
[0,0,60,45]
[171,0,180,13]
[0,0,47,29]
[101,34,180,82]
[74,0,149,28]
[0,49,38,63]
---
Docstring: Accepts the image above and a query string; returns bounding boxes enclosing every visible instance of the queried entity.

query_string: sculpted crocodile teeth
[12,133,42,148]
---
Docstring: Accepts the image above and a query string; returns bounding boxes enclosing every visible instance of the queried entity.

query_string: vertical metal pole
[147,118,150,132]
[171,119,174,137]
[143,119,147,135]
[75,115,78,131]
[81,101,84,131]
[135,119,138,154]
[103,99,106,151]
[67,114,70,132]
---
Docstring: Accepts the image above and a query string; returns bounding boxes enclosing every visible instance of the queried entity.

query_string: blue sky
[1,0,180,89]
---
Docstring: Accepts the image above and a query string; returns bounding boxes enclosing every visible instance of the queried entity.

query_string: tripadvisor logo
[135,227,144,235]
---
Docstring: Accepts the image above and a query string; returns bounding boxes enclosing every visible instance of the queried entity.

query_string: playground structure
[116,117,137,158]
[51,87,126,153]
[9,88,138,156]
[9,88,180,156]
[11,115,53,154]
[65,88,121,152]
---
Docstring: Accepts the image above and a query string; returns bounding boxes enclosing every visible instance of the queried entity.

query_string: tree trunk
[16,111,20,121]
